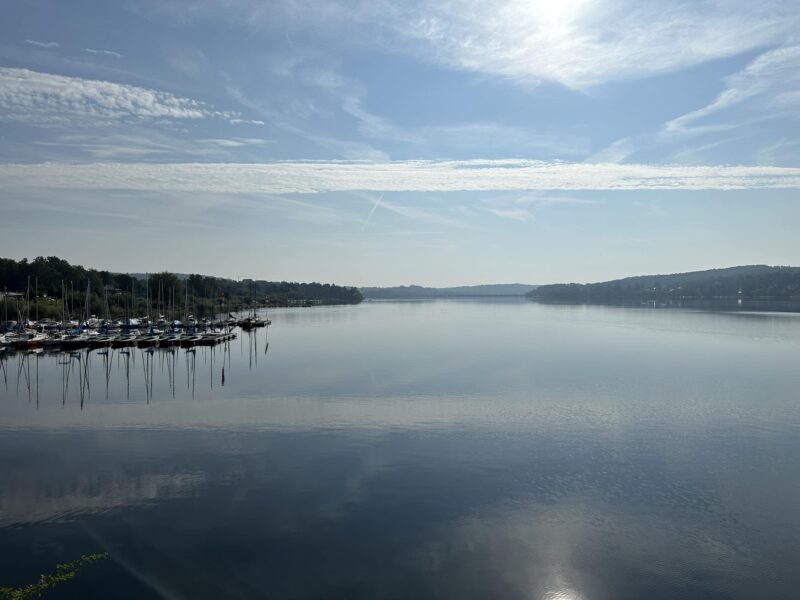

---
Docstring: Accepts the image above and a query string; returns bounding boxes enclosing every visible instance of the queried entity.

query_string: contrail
[363,193,383,227]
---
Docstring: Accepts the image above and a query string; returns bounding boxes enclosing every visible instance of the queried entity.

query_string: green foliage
[0,256,362,319]
[0,553,108,599]
[527,265,800,303]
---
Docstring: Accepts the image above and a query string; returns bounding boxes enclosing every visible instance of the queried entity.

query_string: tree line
[1,256,362,321]
[527,265,800,303]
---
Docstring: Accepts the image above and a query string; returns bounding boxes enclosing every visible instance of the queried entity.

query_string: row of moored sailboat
[0,313,269,353]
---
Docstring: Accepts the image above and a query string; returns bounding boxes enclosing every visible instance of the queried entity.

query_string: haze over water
[1,300,799,599]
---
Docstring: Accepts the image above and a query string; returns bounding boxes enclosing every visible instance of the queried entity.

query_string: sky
[1,0,799,286]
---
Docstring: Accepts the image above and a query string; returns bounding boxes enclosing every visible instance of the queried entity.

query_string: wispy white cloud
[754,139,800,166]
[374,197,467,228]
[485,191,601,221]
[0,67,254,125]
[587,138,636,164]
[150,0,800,89]
[665,45,800,136]
[85,48,123,59]
[422,123,588,156]
[34,136,173,159]
[667,137,745,165]
[122,0,800,168]
[516,195,601,209]
[339,87,587,155]
[2,160,799,194]
[31,132,241,160]
[260,54,589,156]
[24,39,59,49]
[199,138,270,148]
[583,44,800,165]
[225,80,390,159]
[487,207,536,222]
[389,0,799,89]
[229,117,265,125]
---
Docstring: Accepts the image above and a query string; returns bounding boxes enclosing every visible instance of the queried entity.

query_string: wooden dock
[1,331,239,354]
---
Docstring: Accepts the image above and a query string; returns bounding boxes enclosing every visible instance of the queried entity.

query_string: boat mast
[146,274,150,321]
[85,279,91,325]
[104,284,110,323]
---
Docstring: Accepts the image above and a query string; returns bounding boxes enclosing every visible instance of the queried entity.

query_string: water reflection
[0,327,270,410]
[1,301,799,599]
[2,423,797,599]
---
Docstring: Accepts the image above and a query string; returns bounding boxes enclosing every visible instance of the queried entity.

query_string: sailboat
[237,284,270,329]
[10,279,46,350]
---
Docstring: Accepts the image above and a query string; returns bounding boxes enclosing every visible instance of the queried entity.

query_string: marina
[1,323,253,354]
[0,315,269,408]
[2,277,270,354]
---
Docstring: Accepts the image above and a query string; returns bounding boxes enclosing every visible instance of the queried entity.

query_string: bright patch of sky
[1,0,798,285]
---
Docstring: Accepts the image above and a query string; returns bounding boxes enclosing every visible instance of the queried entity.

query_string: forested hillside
[0,256,362,319]
[527,266,800,303]
[361,284,536,299]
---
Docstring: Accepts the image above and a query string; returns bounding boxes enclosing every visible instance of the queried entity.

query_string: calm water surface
[1,300,799,599]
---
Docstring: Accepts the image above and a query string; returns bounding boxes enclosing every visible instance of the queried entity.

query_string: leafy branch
[0,553,109,600]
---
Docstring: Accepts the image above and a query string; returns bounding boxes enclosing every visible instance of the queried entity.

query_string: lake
[1,299,799,599]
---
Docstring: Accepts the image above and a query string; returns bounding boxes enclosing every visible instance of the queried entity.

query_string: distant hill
[361,284,537,299]
[527,265,800,303]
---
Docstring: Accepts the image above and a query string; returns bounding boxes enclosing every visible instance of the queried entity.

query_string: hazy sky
[1,0,799,286]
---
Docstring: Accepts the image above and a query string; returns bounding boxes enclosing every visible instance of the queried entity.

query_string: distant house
[0,291,24,300]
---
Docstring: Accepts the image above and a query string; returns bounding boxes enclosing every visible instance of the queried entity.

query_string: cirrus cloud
[144,0,800,90]
[1,160,799,194]
[665,44,800,135]
[85,47,123,59]
[24,39,59,49]
[0,67,252,125]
